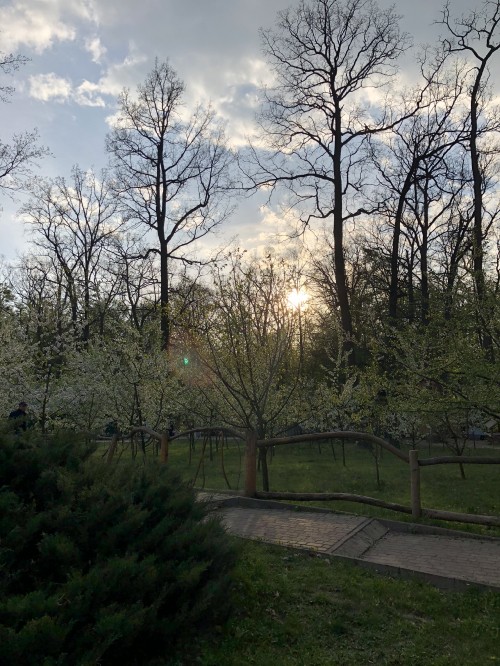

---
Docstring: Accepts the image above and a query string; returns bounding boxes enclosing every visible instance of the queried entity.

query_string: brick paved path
[200,494,500,590]
[219,506,366,552]
[361,532,500,588]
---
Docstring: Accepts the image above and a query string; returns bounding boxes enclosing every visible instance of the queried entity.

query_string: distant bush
[0,434,238,665]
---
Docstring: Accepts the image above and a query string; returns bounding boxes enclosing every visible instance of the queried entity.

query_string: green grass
[95,439,500,664]
[103,437,500,535]
[176,539,500,666]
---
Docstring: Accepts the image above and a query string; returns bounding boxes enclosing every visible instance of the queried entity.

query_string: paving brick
[331,519,389,558]
[209,499,500,590]
[362,533,500,587]
[219,507,365,553]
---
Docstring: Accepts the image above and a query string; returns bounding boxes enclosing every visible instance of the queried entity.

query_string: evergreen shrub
[0,434,238,665]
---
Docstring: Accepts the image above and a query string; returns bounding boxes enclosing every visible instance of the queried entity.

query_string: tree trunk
[389,167,415,322]
[160,242,170,351]
[333,101,354,362]
[420,222,429,326]
[259,446,270,492]
[83,275,90,343]
[470,65,493,356]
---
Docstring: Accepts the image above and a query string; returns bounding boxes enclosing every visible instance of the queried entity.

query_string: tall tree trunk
[406,249,415,324]
[83,275,90,343]
[469,57,494,356]
[420,204,430,326]
[333,101,354,362]
[160,243,170,351]
[470,90,485,305]
[389,166,416,322]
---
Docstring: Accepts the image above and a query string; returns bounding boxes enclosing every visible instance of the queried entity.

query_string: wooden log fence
[104,426,500,528]
[247,431,500,528]
[105,426,245,470]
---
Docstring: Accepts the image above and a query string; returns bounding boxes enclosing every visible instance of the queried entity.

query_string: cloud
[72,0,100,24]
[84,36,107,64]
[0,1,76,53]
[217,203,302,257]
[97,44,149,97]
[29,73,106,107]
[29,72,72,102]
[0,0,104,53]
[74,80,105,107]
[26,41,152,112]
[156,55,274,150]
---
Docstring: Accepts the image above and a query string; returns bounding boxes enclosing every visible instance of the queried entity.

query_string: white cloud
[0,0,104,53]
[29,73,107,107]
[84,36,107,63]
[29,72,72,102]
[223,204,299,256]
[27,40,150,111]
[74,80,105,107]
[97,44,149,97]
[224,58,274,90]
[0,1,76,53]
[259,206,291,233]
[104,109,122,129]
[72,0,100,24]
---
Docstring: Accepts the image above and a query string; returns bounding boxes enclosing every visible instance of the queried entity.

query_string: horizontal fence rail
[103,426,500,528]
[418,455,500,466]
[258,431,409,462]
[249,431,500,528]
[255,491,413,515]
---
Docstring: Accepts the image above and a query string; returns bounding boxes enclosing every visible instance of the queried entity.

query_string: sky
[0,0,478,262]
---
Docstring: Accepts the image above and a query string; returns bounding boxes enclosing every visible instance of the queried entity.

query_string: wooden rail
[257,491,413,514]
[245,431,500,527]
[419,455,500,466]
[258,431,409,463]
[104,426,500,528]
[105,426,245,466]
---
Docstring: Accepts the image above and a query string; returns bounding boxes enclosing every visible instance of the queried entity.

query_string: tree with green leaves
[184,253,307,488]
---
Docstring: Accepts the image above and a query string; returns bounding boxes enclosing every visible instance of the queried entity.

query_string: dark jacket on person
[9,408,28,432]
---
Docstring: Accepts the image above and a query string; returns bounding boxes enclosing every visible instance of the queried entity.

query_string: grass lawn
[125,436,498,534]
[98,438,500,664]
[177,539,500,666]
[103,435,500,534]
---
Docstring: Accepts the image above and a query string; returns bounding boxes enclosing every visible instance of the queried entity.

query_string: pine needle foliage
[0,434,238,665]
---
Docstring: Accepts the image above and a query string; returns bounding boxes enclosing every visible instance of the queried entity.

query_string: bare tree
[22,167,124,342]
[372,57,470,322]
[109,233,160,332]
[440,1,500,341]
[0,50,48,196]
[241,0,416,362]
[0,51,28,101]
[106,59,234,350]
[9,255,67,343]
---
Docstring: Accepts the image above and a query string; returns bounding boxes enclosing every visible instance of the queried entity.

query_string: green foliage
[186,253,305,438]
[0,434,238,665]
[160,438,499,536]
[373,317,500,441]
[191,540,500,665]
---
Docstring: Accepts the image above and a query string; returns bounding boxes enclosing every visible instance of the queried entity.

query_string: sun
[287,288,309,310]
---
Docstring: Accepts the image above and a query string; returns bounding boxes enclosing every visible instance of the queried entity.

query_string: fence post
[409,449,421,519]
[106,433,119,464]
[160,432,169,464]
[244,429,257,497]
